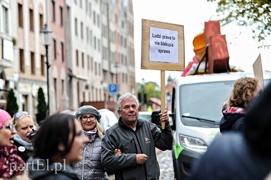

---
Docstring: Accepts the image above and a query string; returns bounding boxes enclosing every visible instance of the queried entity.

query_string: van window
[179,80,234,127]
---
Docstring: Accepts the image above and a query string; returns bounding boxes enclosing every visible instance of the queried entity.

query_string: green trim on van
[174,142,184,159]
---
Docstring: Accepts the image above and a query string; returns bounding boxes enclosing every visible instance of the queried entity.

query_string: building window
[76,50,79,66]
[39,14,43,31]
[86,27,89,43]
[85,0,88,13]
[53,39,57,59]
[91,57,93,72]
[29,9,34,31]
[61,42,64,62]
[87,55,90,70]
[122,20,124,28]
[94,62,97,75]
[81,22,83,39]
[61,79,64,94]
[94,36,96,50]
[54,78,57,108]
[31,52,35,75]
[81,52,84,67]
[77,81,80,105]
[59,6,63,26]
[40,55,45,76]
[97,14,99,27]
[18,3,23,28]
[93,11,96,25]
[2,6,9,33]
[90,30,92,46]
[19,49,25,73]
[51,0,55,22]
[75,18,78,36]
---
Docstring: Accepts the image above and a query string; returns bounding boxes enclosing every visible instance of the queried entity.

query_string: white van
[170,72,271,180]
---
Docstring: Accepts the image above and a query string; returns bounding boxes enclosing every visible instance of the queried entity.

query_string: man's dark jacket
[101,118,173,180]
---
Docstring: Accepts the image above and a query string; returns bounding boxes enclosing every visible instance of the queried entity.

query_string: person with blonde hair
[13,111,35,162]
[74,105,109,179]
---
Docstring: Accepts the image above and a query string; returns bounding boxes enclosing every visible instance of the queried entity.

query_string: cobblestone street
[157,149,175,180]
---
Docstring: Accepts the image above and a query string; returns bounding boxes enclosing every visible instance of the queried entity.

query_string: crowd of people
[0,92,172,180]
[1,76,271,180]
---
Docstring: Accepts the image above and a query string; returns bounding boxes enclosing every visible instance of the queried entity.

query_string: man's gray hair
[116,92,139,110]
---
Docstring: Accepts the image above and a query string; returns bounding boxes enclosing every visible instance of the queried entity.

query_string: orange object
[193,31,206,60]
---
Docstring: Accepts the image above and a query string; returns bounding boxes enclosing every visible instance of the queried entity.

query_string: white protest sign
[150,27,178,63]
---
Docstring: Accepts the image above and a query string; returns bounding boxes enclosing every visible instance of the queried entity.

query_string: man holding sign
[101,92,172,180]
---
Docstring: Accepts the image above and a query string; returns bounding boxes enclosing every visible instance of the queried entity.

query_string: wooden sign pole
[160,70,166,129]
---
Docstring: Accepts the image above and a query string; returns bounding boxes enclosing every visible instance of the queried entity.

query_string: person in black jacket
[220,77,262,133]
[12,111,35,162]
[101,92,173,180]
[190,81,271,180]
[27,113,89,180]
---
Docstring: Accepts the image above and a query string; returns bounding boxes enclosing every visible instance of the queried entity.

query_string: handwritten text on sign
[150,27,178,63]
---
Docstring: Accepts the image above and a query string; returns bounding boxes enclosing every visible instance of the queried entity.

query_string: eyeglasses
[13,111,29,121]
[81,115,96,121]
[1,124,15,132]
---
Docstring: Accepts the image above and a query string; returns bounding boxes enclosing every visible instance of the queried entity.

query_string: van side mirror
[151,110,175,130]
[151,110,161,126]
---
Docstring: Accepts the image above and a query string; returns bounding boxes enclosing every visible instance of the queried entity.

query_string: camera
[27,130,36,140]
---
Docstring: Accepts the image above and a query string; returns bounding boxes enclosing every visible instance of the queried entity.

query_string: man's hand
[136,154,148,164]
[114,148,122,156]
[160,110,169,125]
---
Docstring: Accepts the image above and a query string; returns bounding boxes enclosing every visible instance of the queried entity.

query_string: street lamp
[40,24,52,115]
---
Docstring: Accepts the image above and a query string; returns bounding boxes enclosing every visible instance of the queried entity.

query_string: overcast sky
[132,0,271,85]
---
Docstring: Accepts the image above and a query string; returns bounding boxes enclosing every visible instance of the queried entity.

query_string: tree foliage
[207,0,271,47]
[6,88,19,116]
[137,81,160,101]
[144,82,160,99]
[37,87,47,113]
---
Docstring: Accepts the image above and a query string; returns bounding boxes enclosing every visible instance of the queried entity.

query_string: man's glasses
[13,111,29,120]
[1,124,15,132]
[81,115,96,121]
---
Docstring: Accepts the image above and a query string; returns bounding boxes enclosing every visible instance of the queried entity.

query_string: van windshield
[179,80,234,127]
